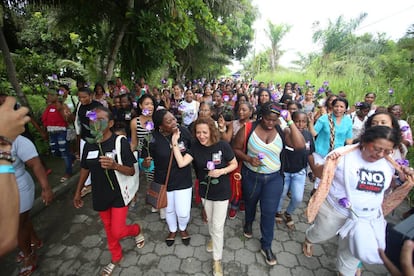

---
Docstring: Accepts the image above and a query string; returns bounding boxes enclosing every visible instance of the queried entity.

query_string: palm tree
[265,21,291,72]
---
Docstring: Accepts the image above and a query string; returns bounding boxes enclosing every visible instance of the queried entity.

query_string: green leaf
[211,179,219,185]
[85,137,95,144]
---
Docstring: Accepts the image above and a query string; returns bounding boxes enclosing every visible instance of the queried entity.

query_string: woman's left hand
[208,169,225,178]
[99,156,115,169]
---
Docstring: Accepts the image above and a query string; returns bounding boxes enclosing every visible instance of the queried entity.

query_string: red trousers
[99,206,140,262]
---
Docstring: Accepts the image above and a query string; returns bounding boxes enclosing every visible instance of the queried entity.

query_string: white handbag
[114,135,139,205]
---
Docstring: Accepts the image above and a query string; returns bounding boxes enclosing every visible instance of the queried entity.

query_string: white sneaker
[151,207,158,213]
[160,208,166,219]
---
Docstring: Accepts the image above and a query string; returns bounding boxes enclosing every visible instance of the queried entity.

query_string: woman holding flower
[129,94,156,209]
[388,104,413,149]
[232,102,305,266]
[141,109,193,246]
[73,106,144,276]
[171,117,237,276]
[304,125,414,276]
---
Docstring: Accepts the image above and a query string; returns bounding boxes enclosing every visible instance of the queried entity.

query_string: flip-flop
[101,262,117,276]
[303,239,313,257]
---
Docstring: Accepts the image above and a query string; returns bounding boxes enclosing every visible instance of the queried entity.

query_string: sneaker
[243,223,252,239]
[160,208,166,220]
[261,248,277,266]
[151,207,158,213]
[228,209,237,220]
[206,240,213,252]
[213,260,223,276]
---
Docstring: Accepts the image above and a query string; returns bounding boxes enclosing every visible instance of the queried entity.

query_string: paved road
[1,169,403,275]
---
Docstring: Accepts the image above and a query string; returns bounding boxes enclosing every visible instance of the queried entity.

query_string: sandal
[179,230,191,246]
[60,176,70,183]
[19,252,37,276]
[101,262,117,276]
[165,232,176,247]
[303,239,313,258]
[17,240,43,262]
[284,212,295,230]
[80,185,92,197]
[135,233,145,249]
[275,212,283,224]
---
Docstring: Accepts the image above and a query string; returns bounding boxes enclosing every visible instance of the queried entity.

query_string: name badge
[87,150,99,159]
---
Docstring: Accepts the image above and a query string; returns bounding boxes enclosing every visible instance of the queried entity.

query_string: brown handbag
[145,150,174,209]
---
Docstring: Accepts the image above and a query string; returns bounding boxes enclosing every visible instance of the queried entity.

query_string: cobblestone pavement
[1,171,404,275]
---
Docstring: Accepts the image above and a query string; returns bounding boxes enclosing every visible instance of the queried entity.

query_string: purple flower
[257,152,265,161]
[401,126,409,132]
[355,102,362,108]
[280,110,289,120]
[58,90,64,96]
[206,161,215,171]
[396,159,409,167]
[388,88,394,95]
[52,74,58,80]
[232,94,238,102]
[178,103,186,112]
[223,95,230,102]
[323,81,329,86]
[145,121,154,131]
[142,108,150,116]
[338,197,352,209]
[86,110,97,122]
[161,79,167,85]
[305,80,310,85]
[44,82,49,87]
[317,87,325,94]
[271,93,278,101]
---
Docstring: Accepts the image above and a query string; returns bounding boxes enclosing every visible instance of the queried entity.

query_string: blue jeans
[277,168,307,215]
[49,130,73,175]
[242,165,283,250]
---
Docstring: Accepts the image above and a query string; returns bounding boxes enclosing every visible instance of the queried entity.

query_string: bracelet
[0,151,15,163]
[287,120,294,126]
[173,144,178,147]
[0,136,13,146]
[0,164,15,174]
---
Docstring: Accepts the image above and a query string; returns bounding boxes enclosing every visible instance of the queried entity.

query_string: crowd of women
[8,77,414,276]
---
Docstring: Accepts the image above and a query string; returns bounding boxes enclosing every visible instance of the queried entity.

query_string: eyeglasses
[370,144,394,155]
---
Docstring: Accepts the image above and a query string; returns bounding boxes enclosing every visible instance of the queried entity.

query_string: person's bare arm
[25,157,54,205]
[73,168,90,208]
[171,129,193,168]
[0,159,19,257]
[130,118,138,151]
[0,96,30,257]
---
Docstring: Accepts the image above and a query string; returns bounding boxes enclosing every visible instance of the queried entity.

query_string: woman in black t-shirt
[171,117,238,275]
[141,109,193,246]
[73,106,144,276]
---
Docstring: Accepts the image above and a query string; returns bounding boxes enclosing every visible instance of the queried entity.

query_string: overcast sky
[232,0,414,70]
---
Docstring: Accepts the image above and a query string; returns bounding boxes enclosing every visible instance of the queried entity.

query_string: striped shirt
[244,131,283,173]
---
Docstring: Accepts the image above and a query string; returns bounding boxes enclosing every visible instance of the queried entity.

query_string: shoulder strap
[164,149,174,187]
[115,135,125,165]
[244,121,259,153]
[275,124,285,145]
